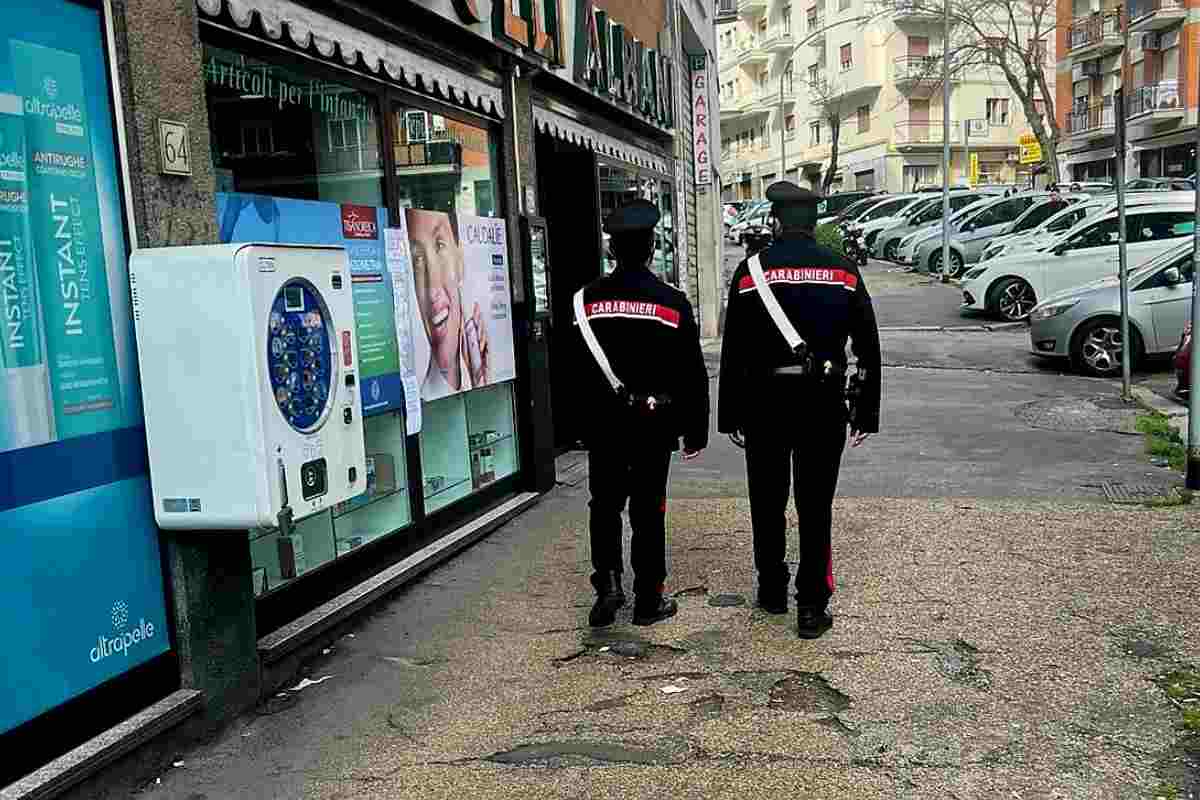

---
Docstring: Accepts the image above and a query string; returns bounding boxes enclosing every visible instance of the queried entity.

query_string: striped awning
[195,0,505,118]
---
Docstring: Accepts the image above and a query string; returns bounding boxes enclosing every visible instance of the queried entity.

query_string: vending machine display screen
[268,279,335,432]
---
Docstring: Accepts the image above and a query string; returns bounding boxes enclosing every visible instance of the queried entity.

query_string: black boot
[796,606,833,639]
[589,572,626,627]
[756,584,789,615]
[632,595,678,626]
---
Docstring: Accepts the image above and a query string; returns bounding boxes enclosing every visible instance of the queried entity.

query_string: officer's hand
[682,448,703,461]
[849,430,871,448]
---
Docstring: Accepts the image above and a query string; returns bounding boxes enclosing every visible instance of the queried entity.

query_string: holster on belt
[615,385,673,420]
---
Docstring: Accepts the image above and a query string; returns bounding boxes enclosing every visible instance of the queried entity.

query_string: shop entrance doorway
[535,132,603,451]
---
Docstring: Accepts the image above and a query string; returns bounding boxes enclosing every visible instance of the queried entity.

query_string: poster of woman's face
[404,208,515,402]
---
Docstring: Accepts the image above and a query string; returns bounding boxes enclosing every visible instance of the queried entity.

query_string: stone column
[111,0,260,726]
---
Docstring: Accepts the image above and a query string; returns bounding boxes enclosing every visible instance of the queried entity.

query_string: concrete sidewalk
[140,487,1199,799]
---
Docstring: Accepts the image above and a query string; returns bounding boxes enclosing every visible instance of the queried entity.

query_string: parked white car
[980,191,1195,262]
[960,201,1197,321]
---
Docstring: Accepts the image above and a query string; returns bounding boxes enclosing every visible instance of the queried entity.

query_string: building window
[903,164,938,189]
[840,43,852,70]
[808,63,820,84]
[984,36,1005,62]
[986,97,1010,125]
[838,0,850,10]
[1029,37,1048,63]
[810,120,821,144]
[785,113,796,131]
[782,5,792,32]
[857,104,870,133]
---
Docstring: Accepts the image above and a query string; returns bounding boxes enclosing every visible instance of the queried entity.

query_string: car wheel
[883,239,899,261]
[928,250,963,276]
[989,277,1037,322]
[1071,318,1142,378]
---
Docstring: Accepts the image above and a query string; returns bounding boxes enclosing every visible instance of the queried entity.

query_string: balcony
[735,37,770,67]
[1066,97,1115,140]
[1067,10,1124,59]
[894,0,943,22]
[893,55,946,93]
[1126,80,1184,134]
[893,120,962,147]
[738,0,768,16]
[1127,0,1185,31]
[761,26,797,52]
[806,11,826,36]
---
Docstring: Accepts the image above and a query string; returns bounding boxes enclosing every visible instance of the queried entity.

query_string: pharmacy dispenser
[129,244,367,530]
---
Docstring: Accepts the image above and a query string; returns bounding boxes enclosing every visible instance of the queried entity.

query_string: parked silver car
[872,191,999,261]
[910,192,1049,276]
[1028,240,1196,377]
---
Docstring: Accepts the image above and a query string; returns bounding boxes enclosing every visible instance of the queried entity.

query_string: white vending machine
[130,243,367,531]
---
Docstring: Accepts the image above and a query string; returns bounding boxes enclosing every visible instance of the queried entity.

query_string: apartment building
[1056,0,1199,182]
[717,0,1049,198]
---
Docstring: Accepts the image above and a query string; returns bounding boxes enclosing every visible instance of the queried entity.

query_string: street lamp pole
[940,0,951,283]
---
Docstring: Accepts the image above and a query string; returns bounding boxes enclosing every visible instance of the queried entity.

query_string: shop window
[393,104,499,217]
[204,43,385,206]
[204,37,415,592]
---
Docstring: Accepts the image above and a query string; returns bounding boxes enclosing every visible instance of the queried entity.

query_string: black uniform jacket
[572,265,710,452]
[717,233,882,435]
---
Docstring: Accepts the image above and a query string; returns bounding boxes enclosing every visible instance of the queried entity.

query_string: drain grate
[1102,482,1171,504]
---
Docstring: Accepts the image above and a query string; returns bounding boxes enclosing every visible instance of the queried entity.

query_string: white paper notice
[384,226,422,435]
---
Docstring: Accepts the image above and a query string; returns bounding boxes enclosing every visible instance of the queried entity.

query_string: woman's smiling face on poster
[408,210,463,373]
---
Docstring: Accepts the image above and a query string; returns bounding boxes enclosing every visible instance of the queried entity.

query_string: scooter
[842,226,868,266]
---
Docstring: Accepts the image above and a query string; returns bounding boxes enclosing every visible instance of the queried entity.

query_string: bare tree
[874,0,1061,183]
[808,74,851,193]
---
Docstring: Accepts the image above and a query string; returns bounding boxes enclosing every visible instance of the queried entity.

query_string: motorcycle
[841,225,869,266]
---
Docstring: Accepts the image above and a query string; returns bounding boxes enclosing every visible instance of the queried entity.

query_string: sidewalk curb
[1130,385,1189,439]
[877,323,1027,333]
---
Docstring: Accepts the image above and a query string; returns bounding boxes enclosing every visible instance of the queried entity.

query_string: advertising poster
[216,193,405,417]
[0,1,170,735]
[384,226,422,434]
[405,209,516,402]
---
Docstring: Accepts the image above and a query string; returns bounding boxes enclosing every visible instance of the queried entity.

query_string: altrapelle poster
[404,209,515,402]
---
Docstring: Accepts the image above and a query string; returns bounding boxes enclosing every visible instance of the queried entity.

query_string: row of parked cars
[825,182,1197,383]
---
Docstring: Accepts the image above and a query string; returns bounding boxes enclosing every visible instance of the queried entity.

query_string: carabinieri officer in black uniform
[574,199,710,628]
[718,182,881,639]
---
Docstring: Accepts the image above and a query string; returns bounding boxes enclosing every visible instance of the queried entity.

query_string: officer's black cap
[766,181,821,229]
[603,199,661,235]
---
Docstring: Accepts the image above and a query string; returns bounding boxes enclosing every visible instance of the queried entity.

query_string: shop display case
[420,381,518,514]
[332,412,411,556]
[249,411,412,596]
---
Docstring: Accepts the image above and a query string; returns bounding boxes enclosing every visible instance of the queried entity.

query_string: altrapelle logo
[89,600,156,663]
[340,204,378,240]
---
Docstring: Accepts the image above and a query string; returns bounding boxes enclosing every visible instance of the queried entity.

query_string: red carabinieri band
[582,300,681,328]
[738,267,859,294]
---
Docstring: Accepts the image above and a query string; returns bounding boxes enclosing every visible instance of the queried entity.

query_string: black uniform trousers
[587,445,673,599]
[744,395,848,609]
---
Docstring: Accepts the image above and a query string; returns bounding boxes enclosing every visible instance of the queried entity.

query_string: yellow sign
[1018,132,1043,164]
[969,152,979,185]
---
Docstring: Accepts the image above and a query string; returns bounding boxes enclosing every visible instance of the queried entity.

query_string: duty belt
[771,359,845,379]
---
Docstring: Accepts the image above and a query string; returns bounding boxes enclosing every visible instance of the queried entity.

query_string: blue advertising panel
[216,192,404,416]
[0,0,170,734]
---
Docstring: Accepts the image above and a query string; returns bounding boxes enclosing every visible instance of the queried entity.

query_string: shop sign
[1019,132,1043,164]
[573,0,674,129]
[691,58,710,186]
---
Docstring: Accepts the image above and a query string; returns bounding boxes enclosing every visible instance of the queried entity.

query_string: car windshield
[861,197,915,221]
[838,197,879,219]
[1131,241,1194,282]
[1011,198,1072,233]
